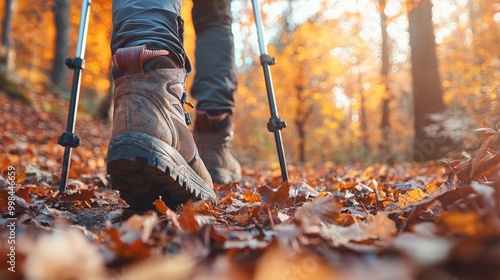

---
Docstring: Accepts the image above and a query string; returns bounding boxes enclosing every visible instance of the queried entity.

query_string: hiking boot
[106,45,216,210]
[194,111,242,184]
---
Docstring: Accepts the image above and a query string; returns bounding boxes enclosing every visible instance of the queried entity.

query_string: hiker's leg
[191,0,236,112]
[111,0,189,69]
[192,0,241,184]
[107,0,214,210]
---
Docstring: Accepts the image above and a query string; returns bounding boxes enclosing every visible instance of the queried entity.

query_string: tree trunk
[407,0,448,161]
[379,0,391,158]
[359,73,369,153]
[294,80,309,163]
[296,119,306,164]
[51,0,70,87]
[293,42,308,163]
[1,0,17,69]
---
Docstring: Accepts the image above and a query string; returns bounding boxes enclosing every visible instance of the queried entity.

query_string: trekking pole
[251,0,289,182]
[58,0,92,193]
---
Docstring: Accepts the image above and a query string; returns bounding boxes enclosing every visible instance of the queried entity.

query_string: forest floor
[1,90,500,280]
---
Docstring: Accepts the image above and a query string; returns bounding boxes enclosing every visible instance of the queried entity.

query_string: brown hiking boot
[106,45,216,210]
[194,111,242,184]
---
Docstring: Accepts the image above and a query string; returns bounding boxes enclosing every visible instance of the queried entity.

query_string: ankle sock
[112,45,180,79]
[195,110,231,133]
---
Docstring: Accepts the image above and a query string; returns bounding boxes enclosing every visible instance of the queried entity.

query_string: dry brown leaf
[436,186,475,208]
[257,181,291,209]
[152,197,183,229]
[178,200,200,232]
[335,213,359,227]
[470,136,500,180]
[226,205,252,224]
[102,227,151,263]
[28,185,55,198]
[15,187,31,203]
[425,180,447,196]
[59,189,96,207]
[294,195,343,224]
[319,212,396,246]
[153,197,168,215]
[120,213,159,243]
[474,127,500,134]
[321,223,374,246]
[362,212,398,241]
[442,158,472,184]
[191,199,213,212]
[242,189,261,202]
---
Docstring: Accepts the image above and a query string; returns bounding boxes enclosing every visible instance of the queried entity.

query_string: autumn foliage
[1,0,498,163]
[1,0,500,279]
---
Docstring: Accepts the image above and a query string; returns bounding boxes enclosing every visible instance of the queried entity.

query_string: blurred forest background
[0,0,498,166]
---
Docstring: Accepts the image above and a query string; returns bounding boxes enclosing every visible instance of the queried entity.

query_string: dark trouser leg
[192,0,240,184]
[111,0,189,69]
[191,0,237,113]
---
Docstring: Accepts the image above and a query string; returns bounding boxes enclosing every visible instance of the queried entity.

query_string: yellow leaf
[396,188,427,207]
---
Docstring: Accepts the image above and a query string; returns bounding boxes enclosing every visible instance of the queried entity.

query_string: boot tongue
[195,111,231,133]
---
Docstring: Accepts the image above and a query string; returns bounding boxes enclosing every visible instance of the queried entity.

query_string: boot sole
[106,132,216,210]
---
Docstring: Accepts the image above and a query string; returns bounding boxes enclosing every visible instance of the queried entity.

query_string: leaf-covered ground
[1,91,500,280]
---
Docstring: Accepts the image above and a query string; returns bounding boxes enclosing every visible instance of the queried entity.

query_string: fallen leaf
[318,212,396,246]
[120,213,159,243]
[425,180,447,196]
[178,200,199,232]
[470,136,500,180]
[242,189,261,202]
[59,189,96,207]
[393,232,453,265]
[101,227,151,264]
[294,195,343,224]
[436,211,481,237]
[24,228,107,280]
[153,197,169,215]
[152,197,182,230]
[361,212,397,242]
[254,243,339,280]
[396,188,427,207]
[474,127,499,134]
[257,181,291,209]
